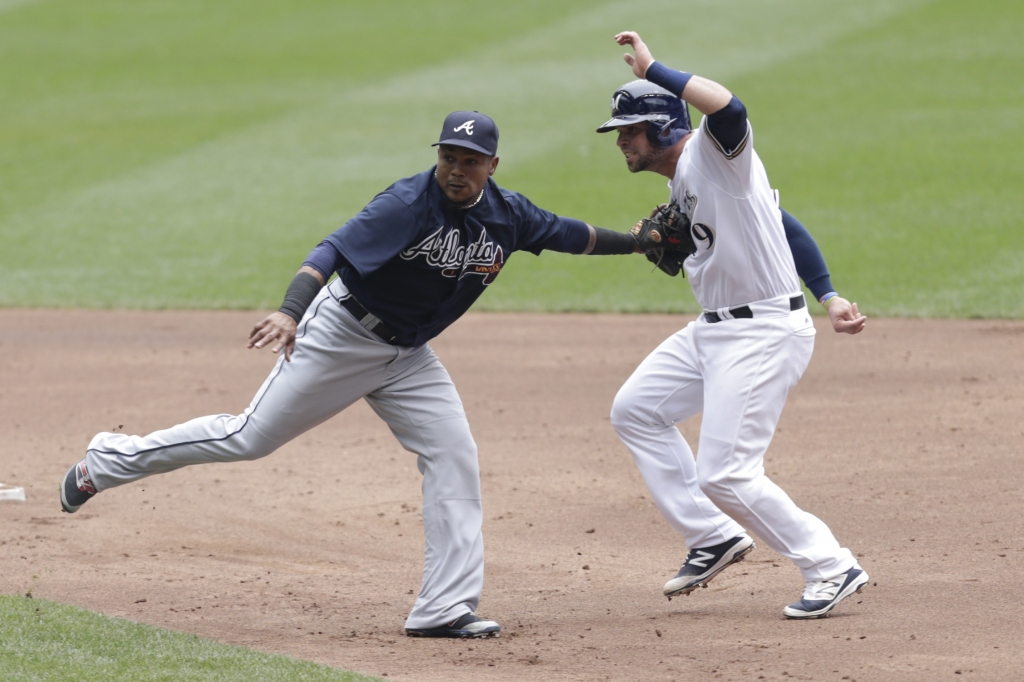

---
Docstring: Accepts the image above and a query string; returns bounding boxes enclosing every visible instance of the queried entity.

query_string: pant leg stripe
[89,294,333,459]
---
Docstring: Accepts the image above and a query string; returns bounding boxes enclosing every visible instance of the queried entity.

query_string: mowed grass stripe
[486,0,1024,315]
[744,0,1024,318]
[0,595,381,682]
[0,0,974,313]
[0,0,933,307]
[0,0,594,220]
[0,0,46,12]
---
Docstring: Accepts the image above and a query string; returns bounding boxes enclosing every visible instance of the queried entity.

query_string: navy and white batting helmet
[596,80,691,148]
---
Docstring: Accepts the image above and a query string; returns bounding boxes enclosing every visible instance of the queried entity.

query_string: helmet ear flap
[646,121,689,149]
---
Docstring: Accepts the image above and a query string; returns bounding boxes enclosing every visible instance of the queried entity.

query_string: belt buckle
[359,311,382,331]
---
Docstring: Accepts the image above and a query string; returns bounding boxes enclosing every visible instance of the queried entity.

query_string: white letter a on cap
[453,121,475,135]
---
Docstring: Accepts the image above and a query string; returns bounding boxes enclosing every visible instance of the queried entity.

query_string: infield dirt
[1,310,1022,681]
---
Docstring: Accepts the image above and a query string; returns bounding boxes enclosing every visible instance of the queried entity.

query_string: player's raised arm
[615,31,749,160]
[614,31,731,115]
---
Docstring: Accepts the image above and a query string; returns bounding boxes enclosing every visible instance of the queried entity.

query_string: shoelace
[801,577,842,601]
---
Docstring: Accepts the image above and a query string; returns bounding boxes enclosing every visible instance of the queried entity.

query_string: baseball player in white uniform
[602,32,869,618]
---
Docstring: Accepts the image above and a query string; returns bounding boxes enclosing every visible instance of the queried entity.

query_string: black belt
[339,295,400,344]
[704,295,805,324]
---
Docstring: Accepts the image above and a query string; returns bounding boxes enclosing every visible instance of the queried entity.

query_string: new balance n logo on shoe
[663,534,756,599]
[688,550,716,568]
[783,568,869,619]
[810,580,841,601]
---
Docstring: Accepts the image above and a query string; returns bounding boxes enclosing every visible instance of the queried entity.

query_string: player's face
[436,145,499,204]
[615,123,667,173]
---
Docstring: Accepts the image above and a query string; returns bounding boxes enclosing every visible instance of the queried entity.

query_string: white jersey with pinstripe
[669,116,800,311]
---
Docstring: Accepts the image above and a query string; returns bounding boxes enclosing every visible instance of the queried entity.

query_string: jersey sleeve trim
[701,96,751,160]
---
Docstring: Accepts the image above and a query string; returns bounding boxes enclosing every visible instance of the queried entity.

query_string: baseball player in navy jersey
[603,32,870,618]
[58,111,647,639]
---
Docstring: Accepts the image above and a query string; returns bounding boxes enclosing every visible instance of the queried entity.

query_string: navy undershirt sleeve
[704,96,749,158]
[302,240,346,282]
[781,208,834,301]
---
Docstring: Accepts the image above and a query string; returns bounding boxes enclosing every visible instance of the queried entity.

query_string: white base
[0,485,26,501]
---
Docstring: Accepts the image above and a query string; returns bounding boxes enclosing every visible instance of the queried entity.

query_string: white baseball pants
[85,279,484,629]
[611,298,855,581]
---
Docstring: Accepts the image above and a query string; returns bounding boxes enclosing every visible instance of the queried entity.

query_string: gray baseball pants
[84,278,484,630]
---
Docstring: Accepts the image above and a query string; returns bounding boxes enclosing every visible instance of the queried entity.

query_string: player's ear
[488,156,499,176]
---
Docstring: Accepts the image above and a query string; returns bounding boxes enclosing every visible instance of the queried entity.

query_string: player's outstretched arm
[582,223,642,255]
[614,31,731,115]
[248,266,325,361]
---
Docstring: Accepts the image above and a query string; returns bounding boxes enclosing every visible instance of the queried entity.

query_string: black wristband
[278,272,323,323]
[588,227,637,255]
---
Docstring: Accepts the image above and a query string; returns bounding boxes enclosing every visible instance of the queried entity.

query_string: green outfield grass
[1,0,1020,315]
[0,595,380,682]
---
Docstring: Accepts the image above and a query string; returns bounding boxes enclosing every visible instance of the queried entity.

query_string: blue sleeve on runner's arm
[704,96,749,158]
[781,208,834,301]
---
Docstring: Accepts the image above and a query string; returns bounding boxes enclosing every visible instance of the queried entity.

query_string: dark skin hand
[247,266,325,361]
[435,145,498,204]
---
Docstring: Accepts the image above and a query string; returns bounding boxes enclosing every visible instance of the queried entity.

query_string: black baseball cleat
[406,613,500,639]
[60,460,96,513]
[663,534,755,599]
[783,567,869,619]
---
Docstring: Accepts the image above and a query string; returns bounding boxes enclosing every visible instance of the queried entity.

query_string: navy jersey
[323,167,589,347]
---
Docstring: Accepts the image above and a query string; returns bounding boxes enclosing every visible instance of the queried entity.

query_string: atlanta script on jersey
[401,227,505,285]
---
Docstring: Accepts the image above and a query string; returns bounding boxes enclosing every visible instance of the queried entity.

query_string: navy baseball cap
[432,111,499,156]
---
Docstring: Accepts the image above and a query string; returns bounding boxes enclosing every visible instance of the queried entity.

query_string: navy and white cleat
[60,460,96,513]
[783,568,869,619]
[406,613,500,639]
[663,534,755,599]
